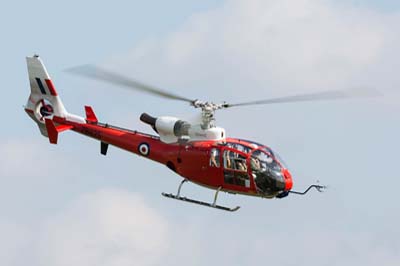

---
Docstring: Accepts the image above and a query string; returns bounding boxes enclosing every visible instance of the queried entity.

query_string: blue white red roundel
[138,143,150,156]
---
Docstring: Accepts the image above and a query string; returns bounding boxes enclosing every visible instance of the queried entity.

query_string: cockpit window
[250,150,285,195]
[262,146,274,156]
[237,139,264,148]
[225,142,252,154]
[251,150,281,171]
[272,150,288,169]
[224,150,247,171]
[223,150,250,187]
[259,146,288,169]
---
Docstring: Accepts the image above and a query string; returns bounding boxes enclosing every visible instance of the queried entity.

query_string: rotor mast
[191,100,226,129]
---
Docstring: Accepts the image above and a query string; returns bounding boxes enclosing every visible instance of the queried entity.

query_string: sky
[1,0,400,265]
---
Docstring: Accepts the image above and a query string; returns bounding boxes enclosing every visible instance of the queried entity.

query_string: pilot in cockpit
[210,148,220,167]
[236,160,247,171]
[250,157,261,171]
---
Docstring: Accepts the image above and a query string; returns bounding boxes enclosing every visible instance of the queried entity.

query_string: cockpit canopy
[250,149,286,194]
[214,139,289,196]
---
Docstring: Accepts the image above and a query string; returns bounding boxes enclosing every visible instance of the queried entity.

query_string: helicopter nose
[283,169,293,191]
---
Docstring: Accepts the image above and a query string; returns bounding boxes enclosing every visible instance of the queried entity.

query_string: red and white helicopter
[24,55,375,211]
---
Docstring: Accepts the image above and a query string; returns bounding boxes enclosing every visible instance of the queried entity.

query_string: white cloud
[183,227,400,266]
[1,201,399,266]
[107,0,398,101]
[34,189,168,266]
[0,138,66,178]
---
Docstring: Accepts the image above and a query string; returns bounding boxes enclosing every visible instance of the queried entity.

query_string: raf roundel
[138,143,150,156]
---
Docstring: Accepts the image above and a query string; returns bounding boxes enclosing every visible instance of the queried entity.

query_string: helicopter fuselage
[50,115,293,198]
[24,55,328,211]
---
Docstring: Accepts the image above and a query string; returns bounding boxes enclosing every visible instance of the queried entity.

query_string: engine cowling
[140,113,191,142]
[140,113,225,143]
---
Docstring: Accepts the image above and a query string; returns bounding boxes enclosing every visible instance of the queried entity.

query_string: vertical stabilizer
[24,55,84,138]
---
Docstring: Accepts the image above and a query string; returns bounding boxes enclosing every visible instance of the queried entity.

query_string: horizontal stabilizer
[85,106,98,123]
[45,119,73,144]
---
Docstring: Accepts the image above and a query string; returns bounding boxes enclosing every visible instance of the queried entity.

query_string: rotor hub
[191,100,225,129]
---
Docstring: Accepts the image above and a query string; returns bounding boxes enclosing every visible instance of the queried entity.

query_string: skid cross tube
[176,179,188,197]
[212,186,222,207]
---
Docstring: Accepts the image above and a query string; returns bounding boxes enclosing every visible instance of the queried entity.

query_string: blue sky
[1,1,400,265]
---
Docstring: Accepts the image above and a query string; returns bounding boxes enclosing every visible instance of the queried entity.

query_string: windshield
[272,150,288,169]
[258,146,288,169]
[250,149,285,195]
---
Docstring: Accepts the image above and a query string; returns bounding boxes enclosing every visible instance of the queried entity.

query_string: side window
[209,148,220,167]
[224,150,247,171]
[234,144,251,154]
[223,150,250,187]
[225,142,251,154]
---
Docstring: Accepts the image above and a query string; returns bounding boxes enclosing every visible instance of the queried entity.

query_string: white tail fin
[24,55,84,138]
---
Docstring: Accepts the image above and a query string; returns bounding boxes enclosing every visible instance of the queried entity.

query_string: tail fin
[84,106,98,124]
[44,118,73,144]
[24,55,84,139]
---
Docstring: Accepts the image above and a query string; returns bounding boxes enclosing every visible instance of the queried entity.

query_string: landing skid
[162,179,240,212]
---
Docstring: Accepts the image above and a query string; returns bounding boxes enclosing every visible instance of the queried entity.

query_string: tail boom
[52,114,173,165]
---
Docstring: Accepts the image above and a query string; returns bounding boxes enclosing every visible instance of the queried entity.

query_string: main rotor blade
[225,87,380,108]
[66,65,195,103]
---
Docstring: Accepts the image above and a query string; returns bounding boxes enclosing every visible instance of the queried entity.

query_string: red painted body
[52,115,293,198]
[25,55,318,207]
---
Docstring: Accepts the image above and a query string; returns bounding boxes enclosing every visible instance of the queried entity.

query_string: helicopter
[24,55,377,212]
